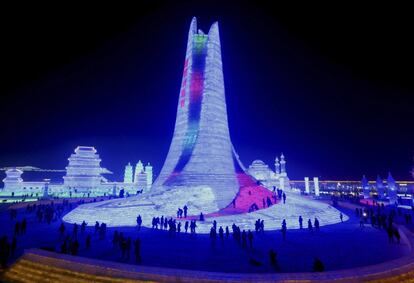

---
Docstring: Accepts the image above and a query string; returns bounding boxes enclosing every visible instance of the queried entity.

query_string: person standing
[184,221,189,233]
[269,249,277,268]
[314,218,320,230]
[94,221,100,234]
[308,219,313,231]
[248,230,253,248]
[394,228,401,243]
[136,215,142,231]
[11,236,17,257]
[86,234,91,250]
[219,226,224,240]
[242,230,247,248]
[21,218,27,234]
[81,221,87,234]
[59,223,65,236]
[313,257,325,272]
[134,238,141,263]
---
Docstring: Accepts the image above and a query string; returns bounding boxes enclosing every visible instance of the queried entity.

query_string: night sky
[1,2,413,182]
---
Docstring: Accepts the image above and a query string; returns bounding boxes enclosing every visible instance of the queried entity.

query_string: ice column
[304,177,310,194]
[313,177,320,196]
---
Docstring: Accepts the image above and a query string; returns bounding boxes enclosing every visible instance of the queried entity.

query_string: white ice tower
[150,17,244,209]
[123,162,133,183]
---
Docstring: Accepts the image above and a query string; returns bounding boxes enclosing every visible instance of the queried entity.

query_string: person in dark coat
[134,238,141,263]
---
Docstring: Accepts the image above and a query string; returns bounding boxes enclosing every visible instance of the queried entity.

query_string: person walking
[308,219,313,231]
[269,249,277,269]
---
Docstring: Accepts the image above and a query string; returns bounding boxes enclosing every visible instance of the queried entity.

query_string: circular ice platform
[63,192,348,233]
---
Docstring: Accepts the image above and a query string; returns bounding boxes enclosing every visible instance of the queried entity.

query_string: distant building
[145,163,153,190]
[247,153,290,189]
[123,160,153,191]
[123,163,133,183]
[289,177,414,206]
[247,160,273,182]
[0,146,154,198]
[387,172,397,205]
[2,168,46,197]
[63,146,106,192]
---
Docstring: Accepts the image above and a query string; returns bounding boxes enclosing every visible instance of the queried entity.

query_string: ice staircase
[2,249,156,283]
[3,246,414,282]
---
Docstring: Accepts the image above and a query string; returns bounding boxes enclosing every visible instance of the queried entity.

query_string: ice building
[63,146,106,191]
[1,168,46,197]
[123,163,133,183]
[247,153,291,189]
[1,146,154,197]
[122,160,153,191]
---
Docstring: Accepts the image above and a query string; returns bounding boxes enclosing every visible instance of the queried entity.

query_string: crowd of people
[150,215,198,235]
[0,199,94,268]
[57,220,108,256]
[255,219,265,233]
[111,231,141,262]
[1,190,413,273]
[355,204,402,243]
[2,201,67,267]
[176,205,188,218]
[295,215,320,232]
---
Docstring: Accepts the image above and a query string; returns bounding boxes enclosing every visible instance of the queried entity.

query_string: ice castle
[63,18,347,230]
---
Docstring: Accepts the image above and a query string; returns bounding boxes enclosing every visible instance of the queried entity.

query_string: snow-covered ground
[0,200,409,273]
[63,191,348,233]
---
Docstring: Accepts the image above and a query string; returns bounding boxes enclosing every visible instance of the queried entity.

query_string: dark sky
[1,1,413,182]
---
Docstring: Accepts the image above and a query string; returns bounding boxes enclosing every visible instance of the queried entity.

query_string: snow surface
[63,191,348,233]
[1,199,409,273]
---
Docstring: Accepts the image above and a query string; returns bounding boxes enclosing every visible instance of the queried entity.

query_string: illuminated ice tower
[387,172,397,205]
[376,175,385,199]
[362,175,370,199]
[144,162,153,190]
[152,18,272,210]
[278,153,290,189]
[280,154,286,176]
[275,157,281,177]
[123,162,133,183]
[134,161,144,183]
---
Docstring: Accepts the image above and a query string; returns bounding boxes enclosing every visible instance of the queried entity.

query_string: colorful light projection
[202,153,278,218]
[157,18,276,212]
[165,34,208,184]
